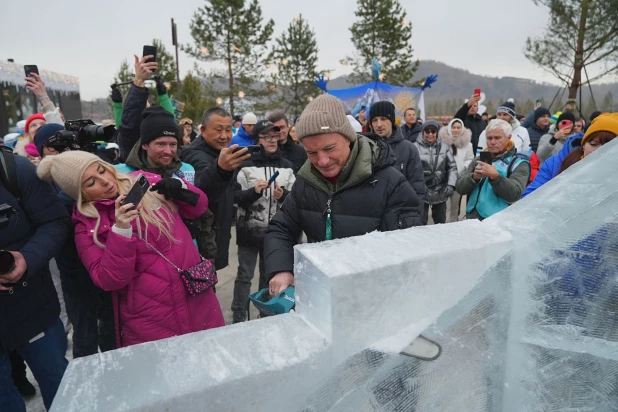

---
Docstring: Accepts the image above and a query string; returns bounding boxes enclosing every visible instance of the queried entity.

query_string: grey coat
[414,132,458,205]
[537,125,569,164]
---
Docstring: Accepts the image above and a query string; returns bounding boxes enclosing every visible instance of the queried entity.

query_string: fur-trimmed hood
[439,119,472,149]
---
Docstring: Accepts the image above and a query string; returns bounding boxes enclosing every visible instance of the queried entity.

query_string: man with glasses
[268,111,307,174]
[231,120,295,323]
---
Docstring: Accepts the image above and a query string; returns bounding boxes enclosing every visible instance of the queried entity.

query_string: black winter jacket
[386,127,426,203]
[279,137,308,174]
[402,122,423,143]
[527,123,550,152]
[181,138,235,270]
[264,136,422,281]
[0,155,71,350]
[234,148,295,248]
[454,103,486,154]
[116,84,150,162]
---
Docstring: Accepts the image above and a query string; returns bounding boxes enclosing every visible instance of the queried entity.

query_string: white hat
[242,112,257,125]
[3,133,19,147]
[106,143,120,150]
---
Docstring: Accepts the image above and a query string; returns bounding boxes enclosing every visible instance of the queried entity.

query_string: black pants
[423,202,447,225]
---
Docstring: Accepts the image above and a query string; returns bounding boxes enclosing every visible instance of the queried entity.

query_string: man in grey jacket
[369,101,426,214]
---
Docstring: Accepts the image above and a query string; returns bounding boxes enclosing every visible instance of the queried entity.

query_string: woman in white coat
[439,119,474,222]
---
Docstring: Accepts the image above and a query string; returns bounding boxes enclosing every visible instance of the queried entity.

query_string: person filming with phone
[231,120,295,323]
[456,119,530,221]
[536,111,577,165]
[37,151,224,348]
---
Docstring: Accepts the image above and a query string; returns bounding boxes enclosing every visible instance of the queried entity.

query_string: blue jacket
[230,126,254,147]
[0,155,71,350]
[522,133,583,198]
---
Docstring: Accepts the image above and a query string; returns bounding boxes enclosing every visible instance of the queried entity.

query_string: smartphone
[479,152,492,164]
[559,120,573,130]
[143,45,157,65]
[267,170,280,188]
[474,88,481,96]
[535,99,542,106]
[121,174,150,211]
[24,65,39,77]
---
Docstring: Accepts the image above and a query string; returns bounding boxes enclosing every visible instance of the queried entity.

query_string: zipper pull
[325,198,332,240]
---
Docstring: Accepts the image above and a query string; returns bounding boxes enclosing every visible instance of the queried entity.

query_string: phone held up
[474,88,481,97]
[479,151,493,164]
[143,45,157,66]
[121,174,150,211]
[24,65,39,77]
[232,145,261,155]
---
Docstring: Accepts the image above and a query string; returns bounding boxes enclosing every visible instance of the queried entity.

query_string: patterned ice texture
[51,140,618,411]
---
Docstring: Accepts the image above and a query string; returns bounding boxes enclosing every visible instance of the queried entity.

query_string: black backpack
[0,146,21,202]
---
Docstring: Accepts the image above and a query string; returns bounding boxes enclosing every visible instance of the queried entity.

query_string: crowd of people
[2,54,618,412]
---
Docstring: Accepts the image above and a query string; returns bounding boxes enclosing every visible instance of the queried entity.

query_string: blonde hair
[78,162,178,249]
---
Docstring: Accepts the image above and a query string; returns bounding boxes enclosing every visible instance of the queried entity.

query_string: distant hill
[82,60,618,121]
[327,60,618,117]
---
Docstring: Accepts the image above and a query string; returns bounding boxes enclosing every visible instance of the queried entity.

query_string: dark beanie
[557,111,576,124]
[497,101,516,119]
[34,123,64,156]
[369,101,396,125]
[590,111,602,122]
[140,106,179,145]
[534,107,551,123]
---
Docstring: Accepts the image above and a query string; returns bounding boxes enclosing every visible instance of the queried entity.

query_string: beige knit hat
[37,151,103,201]
[296,94,358,142]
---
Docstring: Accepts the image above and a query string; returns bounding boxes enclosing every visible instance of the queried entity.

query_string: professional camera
[45,119,116,153]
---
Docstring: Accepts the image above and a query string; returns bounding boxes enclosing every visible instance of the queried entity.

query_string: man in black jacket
[0,151,71,412]
[401,108,423,143]
[180,108,251,270]
[264,95,422,296]
[369,101,426,213]
[268,111,308,174]
[454,93,486,154]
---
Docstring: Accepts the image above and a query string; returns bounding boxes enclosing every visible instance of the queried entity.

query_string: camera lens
[0,250,15,275]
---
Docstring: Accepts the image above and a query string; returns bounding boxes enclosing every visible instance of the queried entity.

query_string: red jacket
[73,171,224,347]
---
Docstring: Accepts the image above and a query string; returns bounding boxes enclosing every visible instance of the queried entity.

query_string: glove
[154,76,167,96]
[445,186,455,198]
[150,178,199,206]
[111,85,122,103]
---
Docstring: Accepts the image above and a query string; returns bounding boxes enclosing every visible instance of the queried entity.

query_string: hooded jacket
[536,125,574,164]
[0,155,71,350]
[414,121,458,205]
[181,137,235,270]
[264,135,422,281]
[454,103,487,154]
[401,122,423,143]
[279,136,308,174]
[439,119,475,175]
[73,171,224,348]
[523,133,583,198]
[456,143,530,220]
[373,126,426,205]
[478,119,532,155]
[234,147,295,248]
[230,126,254,147]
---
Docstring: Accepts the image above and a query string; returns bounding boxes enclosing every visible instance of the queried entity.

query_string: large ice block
[52,220,511,411]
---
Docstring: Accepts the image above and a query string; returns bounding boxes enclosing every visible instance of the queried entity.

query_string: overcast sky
[2,0,561,100]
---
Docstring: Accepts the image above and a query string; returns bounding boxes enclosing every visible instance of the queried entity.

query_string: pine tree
[113,59,133,86]
[268,15,322,116]
[184,0,275,117]
[179,73,218,124]
[151,39,177,96]
[525,0,618,101]
[344,0,419,86]
[584,97,597,117]
[601,91,614,112]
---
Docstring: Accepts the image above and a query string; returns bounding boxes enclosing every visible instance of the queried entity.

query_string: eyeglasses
[259,134,279,142]
[424,129,438,135]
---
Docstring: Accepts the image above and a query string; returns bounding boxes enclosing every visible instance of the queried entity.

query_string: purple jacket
[73,171,224,348]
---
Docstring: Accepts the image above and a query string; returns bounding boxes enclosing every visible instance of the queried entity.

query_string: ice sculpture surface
[51,139,618,412]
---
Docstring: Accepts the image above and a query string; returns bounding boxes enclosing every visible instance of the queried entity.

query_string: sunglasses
[424,129,438,135]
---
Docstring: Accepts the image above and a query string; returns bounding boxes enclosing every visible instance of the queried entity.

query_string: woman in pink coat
[37,151,224,348]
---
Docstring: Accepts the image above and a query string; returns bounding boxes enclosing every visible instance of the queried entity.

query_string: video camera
[46,119,116,153]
